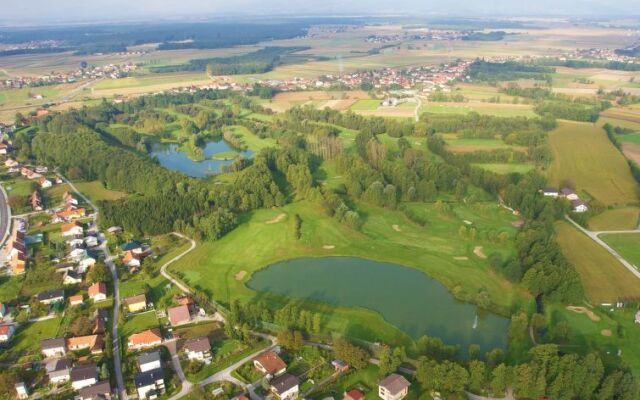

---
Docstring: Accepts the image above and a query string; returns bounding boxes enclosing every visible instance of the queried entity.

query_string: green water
[248,257,509,352]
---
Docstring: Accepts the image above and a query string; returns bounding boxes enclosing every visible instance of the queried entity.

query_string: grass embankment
[547,121,639,206]
[554,221,640,304]
[169,199,528,348]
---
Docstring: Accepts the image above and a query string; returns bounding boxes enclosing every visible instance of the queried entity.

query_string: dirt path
[265,213,286,224]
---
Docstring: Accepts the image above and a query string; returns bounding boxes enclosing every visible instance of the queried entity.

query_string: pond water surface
[150,140,253,178]
[248,257,509,352]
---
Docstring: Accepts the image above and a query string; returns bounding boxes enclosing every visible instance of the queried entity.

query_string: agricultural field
[601,233,640,269]
[547,121,639,206]
[264,90,370,113]
[472,163,535,174]
[554,221,640,304]
[420,101,536,117]
[588,207,640,231]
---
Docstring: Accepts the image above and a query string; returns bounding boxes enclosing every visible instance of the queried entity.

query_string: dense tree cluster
[469,60,554,82]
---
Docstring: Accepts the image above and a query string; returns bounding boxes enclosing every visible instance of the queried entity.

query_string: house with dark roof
[77,380,112,400]
[135,368,165,399]
[270,373,299,400]
[71,364,98,390]
[137,350,162,373]
[45,358,71,385]
[571,199,589,213]
[41,337,67,358]
[37,289,65,304]
[182,337,212,364]
[378,374,410,400]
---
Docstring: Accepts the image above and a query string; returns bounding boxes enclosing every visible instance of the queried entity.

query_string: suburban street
[61,175,128,400]
[0,183,11,248]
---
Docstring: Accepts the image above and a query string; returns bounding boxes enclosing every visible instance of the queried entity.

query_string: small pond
[248,257,509,352]
[150,139,253,178]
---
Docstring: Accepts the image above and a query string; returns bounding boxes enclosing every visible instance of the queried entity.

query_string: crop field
[600,106,640,127]
[420,101,536,117]
[554,221,640,303]
[169,199,527,346]
[72,180,128,202]
[547,121,639,205]
[589,207,640,231]
[600,233,640,270]
[264,90,370,112]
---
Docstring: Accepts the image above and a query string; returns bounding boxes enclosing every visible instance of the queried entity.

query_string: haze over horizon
[2,0,640,25]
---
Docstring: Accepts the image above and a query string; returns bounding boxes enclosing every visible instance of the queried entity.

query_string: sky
[2,0,639,24]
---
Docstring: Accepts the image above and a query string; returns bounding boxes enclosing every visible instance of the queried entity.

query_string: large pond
[150,140,253,178]
[248,257,509,352]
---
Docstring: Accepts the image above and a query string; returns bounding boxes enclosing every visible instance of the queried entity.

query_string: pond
[150,139,253,178]
[248,257,509,352]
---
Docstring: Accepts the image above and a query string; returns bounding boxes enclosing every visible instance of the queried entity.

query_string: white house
[46,358,71,385]
[137,350,162,373]
[15,382,28,400]
[135,369,165,399]
[77,257,97,274]
[634,310,640,324]
[69,248,87,261]
[183,337,212,364]
[571,199,589,213]
[542,187,559,197]
[63,271,83,285]
[62,222,84,237]
[84,236,99,248]
[71,364,98,390]
[378,374,410,400]
[270,373,299,400]
[67,238,85,249]
[40,178,53,188]
[89,282,107,302]
[42,338,67,358]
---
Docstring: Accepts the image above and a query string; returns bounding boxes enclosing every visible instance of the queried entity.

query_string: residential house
[571,199,589,213]
[88,282,107,302]
[121,240,142,252]
[10,252,27,275]
[61,221,84,237]
[15,382,28,399]
[63,191,78,206]
[55,207,86,222]
[69,294,84,306]
[4,158,18,168]
[31,191,42,211]
[125,294,147,313]
[332,359,349,373]
[69,248,87,261]
[254,350,287,376]
[135,368,165,399]
[128,328,162,351]
[635,310,640,324]
[137,350,162,373]
[67,238,85,249]
[542,187,558,197]
[0,143,8,155]
[84,236,99,248]
[107,226,122,234]
[41,338,67,358]
[40,177,53,188]
[167,305,191,326]
[37,289,65,305]
[344,389,365,400]
[270,373,299,400]
[378,374,410,400]
[67,334,104,354]
[0,324,16,343]
[55,263,75,274]
[78,380,112,400]
[0,303,7,319]
[182,337,212,364]
[71,364,98,390]
[63,271,83,285]
[46,357,71,385]
[560,188,579,201]
[77,256,97,273]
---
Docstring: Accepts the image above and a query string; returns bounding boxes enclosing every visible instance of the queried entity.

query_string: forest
[468,60,554,82]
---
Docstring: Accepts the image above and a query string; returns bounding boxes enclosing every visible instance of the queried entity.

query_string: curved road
[0,183,11,248]
[60,176,127,400]
[159,232,196,294]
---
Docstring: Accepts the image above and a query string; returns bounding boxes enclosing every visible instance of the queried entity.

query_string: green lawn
[350,99,381,111]
[600,233,640,269]
[121,312,159,338]
[185,340,270,382]
[223,125,277,152]
[588,207,640,231]
[473,163,535,174]
[169,198,527,349]
[73,180,128,202]
[1,317,63,362]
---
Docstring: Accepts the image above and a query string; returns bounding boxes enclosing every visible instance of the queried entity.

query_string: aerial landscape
[1,0,640,399]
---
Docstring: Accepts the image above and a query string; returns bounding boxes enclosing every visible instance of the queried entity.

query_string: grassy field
[554,221,640,304]
[420,102,536,118]
[350,99,382,111]
[588,207,640,231]
[169,197,527,347]
[223,125,277,152]
[601,233,640,269]
[472,163,535,174]
[73,180,128,202]
[121,312,159,338]
[1,317,63,362]
[547,121,639,206]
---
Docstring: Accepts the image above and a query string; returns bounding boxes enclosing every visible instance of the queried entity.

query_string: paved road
[565,216,640,280]
[164,339,193,398]
[0,183,11,248]
[414,96,422,122]
[61,175,128,400]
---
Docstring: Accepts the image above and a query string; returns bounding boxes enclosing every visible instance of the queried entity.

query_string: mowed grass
[554,221,640,303]
[350,99,382,111]
[420,102,536,117]
[472,163,535,174]
[2,317,63,361]
[588,207,640,231]
[547,121,639,205]
[223,125,277,152]
[73,180,127,202]
[169,198,527,347]
[601,233,640,269]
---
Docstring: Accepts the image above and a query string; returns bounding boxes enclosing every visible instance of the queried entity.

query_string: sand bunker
[473,246,487,259]
[601,329,612,337]
[265,213,286,224]
[566,306,601,322]
[323,245,335,250]
[234,271,247,281]
[454,256,469,261]
[392,224,401,232]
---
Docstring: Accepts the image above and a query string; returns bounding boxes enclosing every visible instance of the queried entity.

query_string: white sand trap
[323,245,335,250]
[454,256,469,261]
[392,224,401,232]
[463,220,473,225]
[473,246,487,259]
[266,213,286,224]
[566,306,601,322]
[235,271,247,281]
[601,329,612,337]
